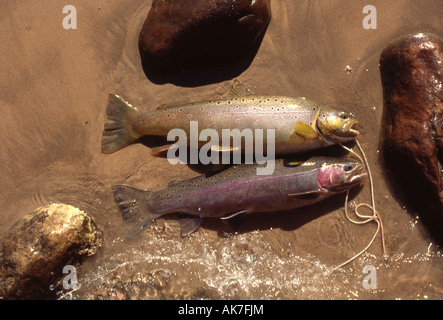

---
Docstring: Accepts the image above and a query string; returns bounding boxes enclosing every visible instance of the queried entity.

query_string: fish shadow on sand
[378,153,443,246]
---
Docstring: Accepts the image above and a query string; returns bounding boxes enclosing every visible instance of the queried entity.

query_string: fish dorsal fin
[293,121,319,140]
[179,216,203,236]
[210,163,229,173]
[224,79,254,98]
[168,179,181,187]
[156,103,174,110]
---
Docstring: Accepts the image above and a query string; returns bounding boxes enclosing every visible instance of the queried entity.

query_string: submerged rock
[379,33,443,242]
[139,0,271,77]
[0,203,102,299]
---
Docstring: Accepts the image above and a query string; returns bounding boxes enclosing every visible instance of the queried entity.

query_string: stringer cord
[333,140,386,270]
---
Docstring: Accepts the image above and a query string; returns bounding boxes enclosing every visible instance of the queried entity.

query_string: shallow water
[0,0,442,299]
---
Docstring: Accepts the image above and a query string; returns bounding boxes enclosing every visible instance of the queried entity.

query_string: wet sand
[0,0,442,299]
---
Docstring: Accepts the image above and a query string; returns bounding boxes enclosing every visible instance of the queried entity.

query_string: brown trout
[102,81,359,155]
[112,156,367,236]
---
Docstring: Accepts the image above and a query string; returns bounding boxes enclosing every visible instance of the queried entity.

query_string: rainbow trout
[113,156,367,236]
[102,81,359,155]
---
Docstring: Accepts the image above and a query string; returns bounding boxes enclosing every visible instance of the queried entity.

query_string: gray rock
[0,203,102,299]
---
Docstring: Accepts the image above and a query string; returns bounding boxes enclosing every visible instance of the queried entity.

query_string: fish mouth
[343,163,367,187]
[316,118,359,142]
[339,120,359,138]
[348,121,359,136]
[347,165,367,183]
[331,163,367,192]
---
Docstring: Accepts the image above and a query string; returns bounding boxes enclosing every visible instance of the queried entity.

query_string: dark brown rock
[0,203,103,299]
[139,0,271,78]
[379,33,443,242]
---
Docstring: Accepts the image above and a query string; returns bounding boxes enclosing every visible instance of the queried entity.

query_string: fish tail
[101,94,141,154]
[112,185,163,237]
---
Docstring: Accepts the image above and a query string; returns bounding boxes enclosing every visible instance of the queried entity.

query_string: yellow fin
[284,161,304,167]
[210,145,240,152]
[293,121,319,140]
[283,155,312,167]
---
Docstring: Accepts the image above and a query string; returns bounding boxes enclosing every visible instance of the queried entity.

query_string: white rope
[333,140,386,270]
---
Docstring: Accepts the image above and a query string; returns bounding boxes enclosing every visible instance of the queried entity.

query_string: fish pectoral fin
[179,216,204,237]
[288,189,328,197]
[284,161,304,167]
[211,145,240,152]
[293,121,319,140]
[220,209,250,220]
[224,79,254,98]
[288,189,328,200]
[283,155,312,167]
[151,143,179,157]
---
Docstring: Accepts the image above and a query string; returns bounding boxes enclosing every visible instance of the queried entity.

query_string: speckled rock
[139,0,271,76]
[379,33,443,242]
[0,203,103,299]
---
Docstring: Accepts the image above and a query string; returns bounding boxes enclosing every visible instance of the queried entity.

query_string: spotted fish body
[112,156,367,236]
[102,81,359,155]
[131,96,330,154]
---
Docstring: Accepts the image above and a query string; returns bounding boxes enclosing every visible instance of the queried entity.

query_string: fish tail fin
[112,185,163,237]
[101,94,141,154]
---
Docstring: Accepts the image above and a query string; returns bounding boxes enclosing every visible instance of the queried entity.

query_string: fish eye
[343,163,353,172]
[339,113,349,120]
